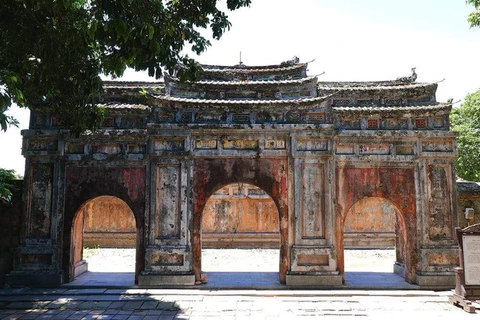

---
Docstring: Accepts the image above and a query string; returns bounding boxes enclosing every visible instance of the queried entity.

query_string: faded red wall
[193,158,288,283]
[336,167,417,282]
[63,166,145,283]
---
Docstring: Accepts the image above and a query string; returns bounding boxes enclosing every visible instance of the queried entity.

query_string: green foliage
[451,89,480,181]
[0,168,18,200]
[467,0,480,27]
[0,0,250,136]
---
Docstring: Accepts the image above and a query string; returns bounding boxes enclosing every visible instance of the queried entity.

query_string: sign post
[450,223,480,313]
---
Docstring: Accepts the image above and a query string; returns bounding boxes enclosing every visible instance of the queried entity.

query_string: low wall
[0,180,22,287]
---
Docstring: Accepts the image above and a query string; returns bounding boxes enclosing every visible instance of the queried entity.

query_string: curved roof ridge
[200,63,307,74]
[165,75,317,86]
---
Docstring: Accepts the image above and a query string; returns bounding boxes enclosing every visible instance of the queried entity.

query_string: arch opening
[69,196,137,286]
[200,183,282,287]
[341,196,412,287]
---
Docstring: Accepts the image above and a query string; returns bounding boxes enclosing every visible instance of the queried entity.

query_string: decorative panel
[151,253,184,266]
[155,165,181,239]
[264,139,285,149]
[29,163,53,237]
[396,145,414,155]
[359,144,390,155]
[195,139,217,149]
[154,139,184,151]
[297,139,327,151]
[427,165,453,240]
[336,144,354,155]
[222,139,258,150]
[300,163,325,239]
[91,144,122,155]
[422,141,453,152]
[28,139,58,152]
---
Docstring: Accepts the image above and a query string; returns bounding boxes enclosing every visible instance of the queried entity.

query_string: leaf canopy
[0,0,250,135]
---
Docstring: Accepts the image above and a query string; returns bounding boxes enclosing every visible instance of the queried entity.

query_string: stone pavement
[0,288,478,319]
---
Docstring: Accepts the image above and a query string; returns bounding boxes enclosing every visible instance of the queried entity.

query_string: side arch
[63,166,146,283]
[335,166,417,283]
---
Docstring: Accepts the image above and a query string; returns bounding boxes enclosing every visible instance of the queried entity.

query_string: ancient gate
[7,59,459,287]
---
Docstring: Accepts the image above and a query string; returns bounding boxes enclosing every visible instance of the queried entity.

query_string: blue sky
[1,0,479,175]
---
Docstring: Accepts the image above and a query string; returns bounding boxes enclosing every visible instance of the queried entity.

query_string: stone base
[286,273,343,286]
[393,262,405,278]
[415,272,455,288]
[74,260,88,278]
[138,273,195,286]
[6,271,63,287]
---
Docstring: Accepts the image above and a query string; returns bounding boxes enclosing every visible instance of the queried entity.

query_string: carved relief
[427,166,453,239]
[195,139,217,149]
[28,140,58,152]
[223,139,258,150]
[29,163,53,238]
[155,165,181,239]
[286,110,301,122]
[359,144,390,155]
[153,140,184,151]
[422,141,453,152]
[91,144,122,155]
[264,139,285,149]
[300,163,325,239]
[232,113,250,123]
[297,139,328,151]
[195,112,225,123]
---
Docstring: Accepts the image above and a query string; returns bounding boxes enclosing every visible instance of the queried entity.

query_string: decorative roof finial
[238,51,244,66]
[396,67,417,83]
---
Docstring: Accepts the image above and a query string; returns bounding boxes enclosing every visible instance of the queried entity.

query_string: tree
[467,0,480,27]
[0,0,250,135]
[451,89,480,181]
[0,168,17,200]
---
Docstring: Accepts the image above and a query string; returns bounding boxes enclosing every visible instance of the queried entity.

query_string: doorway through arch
[200,183,281,286]
[341,196,413,287]
[69,196,138,286]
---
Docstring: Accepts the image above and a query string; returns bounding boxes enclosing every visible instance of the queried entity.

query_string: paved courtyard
[72,248,415,288]
[1,249,478,319]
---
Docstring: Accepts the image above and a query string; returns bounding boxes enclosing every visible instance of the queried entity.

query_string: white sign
[463,235,480,286]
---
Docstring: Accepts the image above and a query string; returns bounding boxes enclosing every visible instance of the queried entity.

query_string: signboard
[462,235,480,286]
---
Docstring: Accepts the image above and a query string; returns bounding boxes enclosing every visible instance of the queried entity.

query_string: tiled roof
[103,81,162,89]
[318,82,436,91]
[101,103,151,111]
[166,75,317,86]
[200,63,307,74]
[154,94,332,106]
[333,103,451,114]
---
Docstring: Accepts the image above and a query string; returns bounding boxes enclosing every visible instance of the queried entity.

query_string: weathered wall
[457,181,480,228]
[63,166,145,282]
[193,157,288,283]
[336,167,417,282]
[344,197,396,248]
[202,184,280,248]
[83,197,136,248]
[0,181,22,287]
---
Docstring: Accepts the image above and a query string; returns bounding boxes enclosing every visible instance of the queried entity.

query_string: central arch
[342,197,408,279]
[193,158,289,284]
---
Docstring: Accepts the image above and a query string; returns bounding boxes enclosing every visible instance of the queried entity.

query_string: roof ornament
[234,51,245,68]
[396,67,417,83]
[280,56,300,66]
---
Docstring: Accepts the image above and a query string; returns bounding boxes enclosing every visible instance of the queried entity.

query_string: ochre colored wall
[202,184,280,248]
[344,197,396,248]
[82,197,136,248]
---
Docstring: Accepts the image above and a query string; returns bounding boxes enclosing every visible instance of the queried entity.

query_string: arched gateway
[7,59,459,287]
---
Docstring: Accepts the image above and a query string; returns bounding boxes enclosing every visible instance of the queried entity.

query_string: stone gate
[7,59,459,287]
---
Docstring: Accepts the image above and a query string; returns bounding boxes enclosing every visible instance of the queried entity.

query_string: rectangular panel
[301,163,325,239]
[29,163,53,237]
[426,165,453,240]
[297,254,329,266]
[155,165,181,239]
[297,139,327,151]
[359,144,390,155]
[463,235,480,285]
